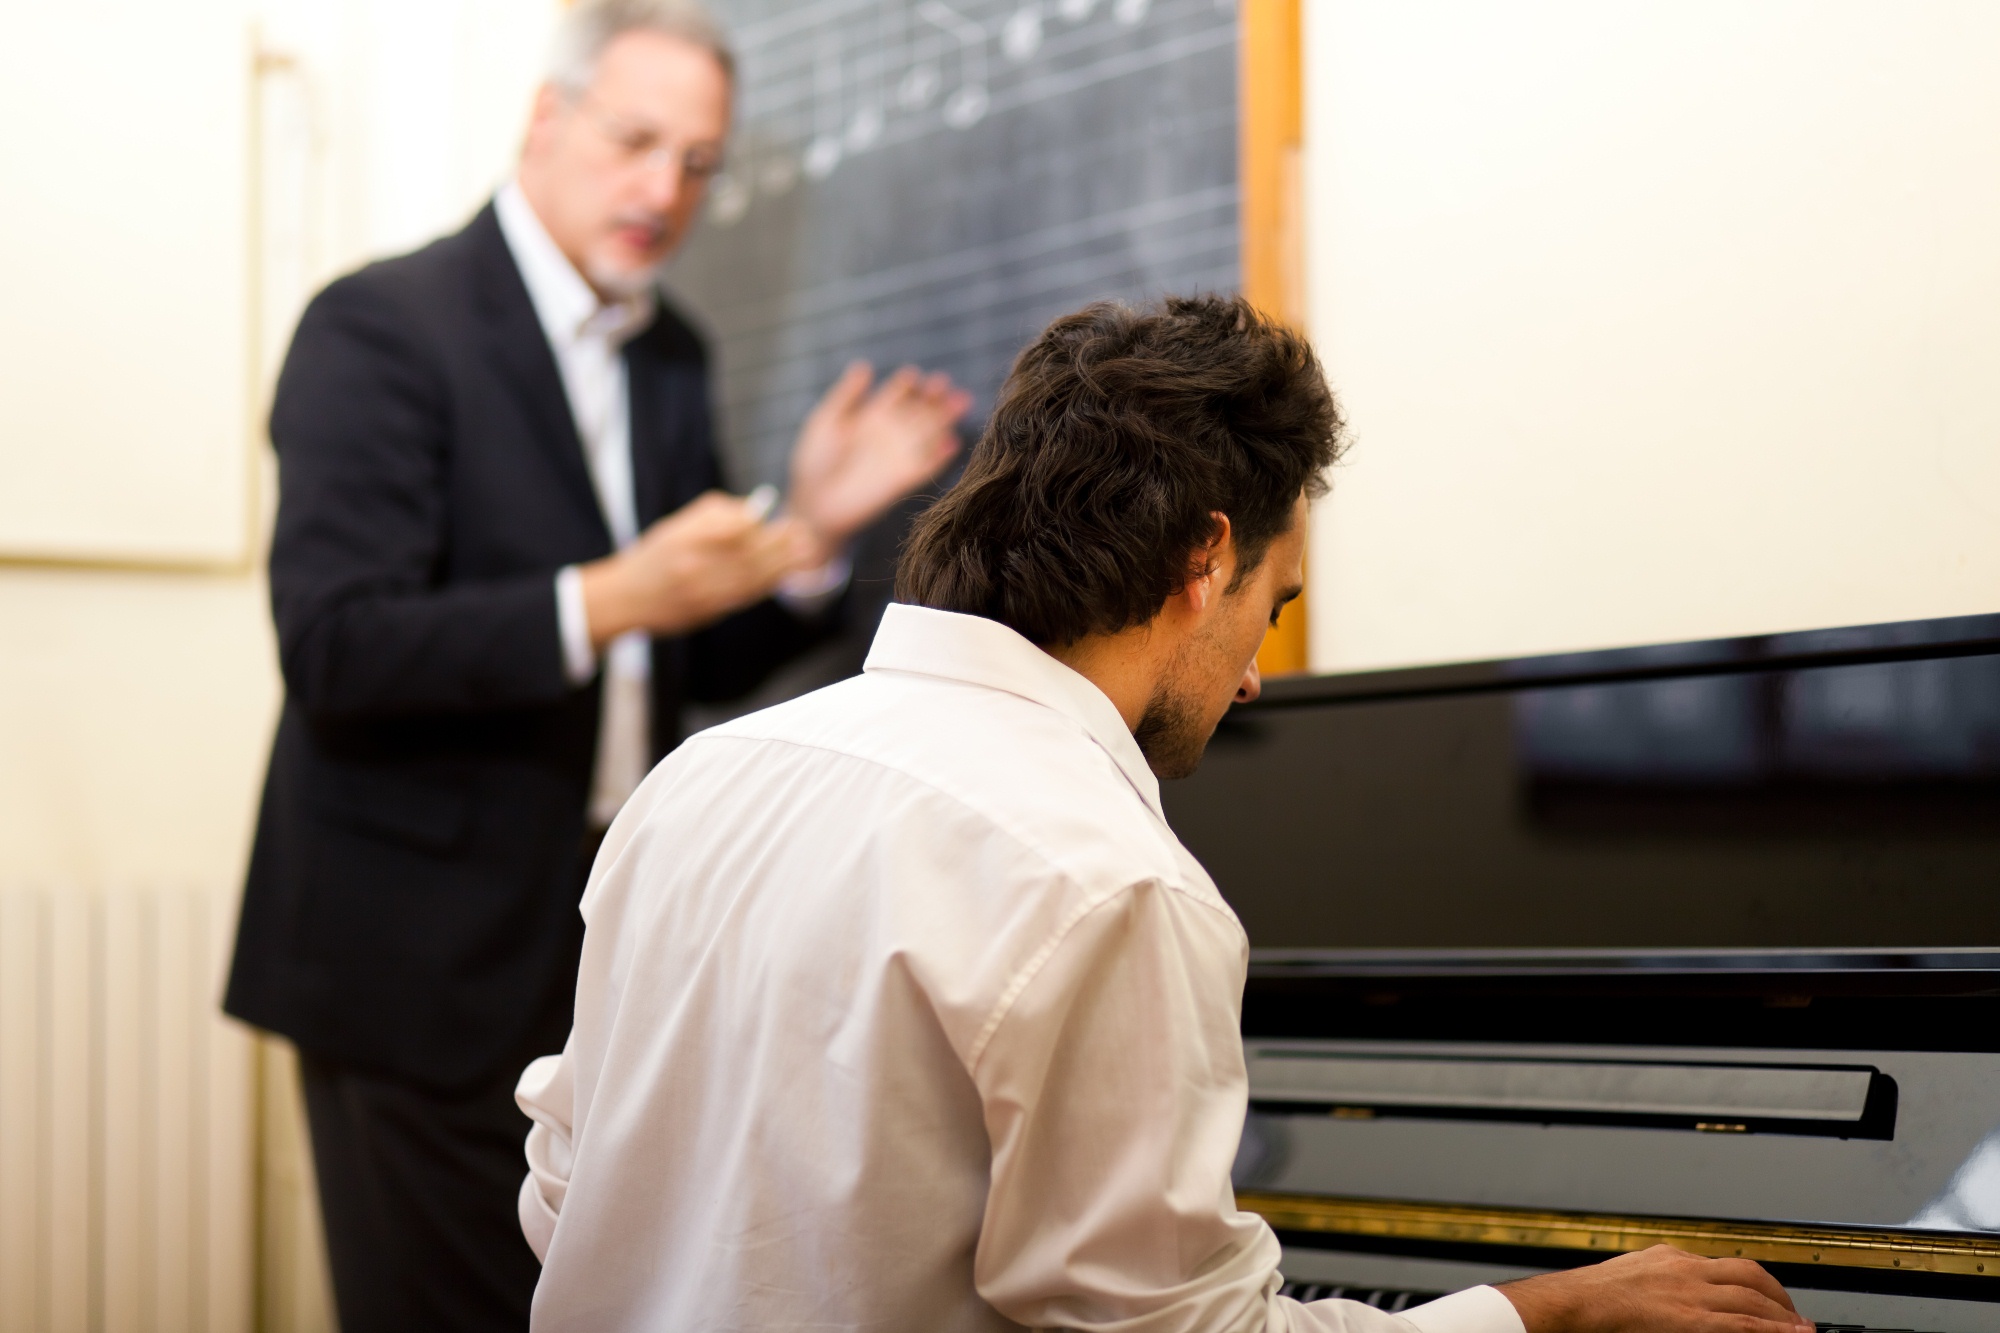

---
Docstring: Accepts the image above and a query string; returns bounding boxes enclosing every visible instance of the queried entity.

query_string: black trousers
[300,838,596,1332]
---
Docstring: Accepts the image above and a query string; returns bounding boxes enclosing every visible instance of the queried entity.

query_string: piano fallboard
[1232,952,2000,1332]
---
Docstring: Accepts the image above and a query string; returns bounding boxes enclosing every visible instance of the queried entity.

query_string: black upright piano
[1163,613,2000,1331]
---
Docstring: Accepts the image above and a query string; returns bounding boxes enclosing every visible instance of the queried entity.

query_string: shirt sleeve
[516,1050,576,1263]
[774,550,853,615]
[965,881,1525,1333]
[554,565,598,685]
[1401,1286,1527,1333]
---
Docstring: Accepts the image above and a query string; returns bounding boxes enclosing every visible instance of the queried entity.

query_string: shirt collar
[494,180,655,350]
[863,604,1166,821]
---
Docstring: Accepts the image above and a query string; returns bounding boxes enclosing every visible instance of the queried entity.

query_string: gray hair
[547,0,736,93]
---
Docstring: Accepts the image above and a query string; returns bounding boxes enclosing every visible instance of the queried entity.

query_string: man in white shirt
[516,295,1813,1333]
[225,1,967,1328]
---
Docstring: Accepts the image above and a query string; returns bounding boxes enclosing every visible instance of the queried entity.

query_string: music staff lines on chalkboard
[670,0,1238,499]
[709,183,1238,393]
[706,0,1235,228]
[715,182,1238,341]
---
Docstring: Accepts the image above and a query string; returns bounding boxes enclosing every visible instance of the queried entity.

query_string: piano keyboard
[1275,1286,1940,1333]
[1277,1282,1443,1310]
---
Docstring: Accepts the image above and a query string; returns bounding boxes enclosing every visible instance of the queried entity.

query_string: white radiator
[0,886,255,1333]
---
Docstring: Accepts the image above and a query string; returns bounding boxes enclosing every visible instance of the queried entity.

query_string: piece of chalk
[743,484,779,522]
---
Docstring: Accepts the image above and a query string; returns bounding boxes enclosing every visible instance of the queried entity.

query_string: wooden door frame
[1240,0,1309,676]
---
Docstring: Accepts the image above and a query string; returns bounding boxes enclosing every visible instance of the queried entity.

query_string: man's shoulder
[301,206,502,341]
[691,671,1211,899]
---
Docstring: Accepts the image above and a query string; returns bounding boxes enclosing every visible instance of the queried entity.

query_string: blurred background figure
[221,2,967,1327]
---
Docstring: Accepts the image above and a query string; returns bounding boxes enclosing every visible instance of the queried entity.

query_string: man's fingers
[866,365,922,410]
[1704,1312,1813,1333]
[1699,1258,1799,1316]
[672,492,763,538]
[922,428,961,470]
[747,517,819,573]
[676,489,747,518]
[811,361,875,422]
[1692,1281,1804,1326]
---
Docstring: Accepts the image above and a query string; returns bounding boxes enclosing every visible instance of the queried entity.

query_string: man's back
[520,606,1285,1331]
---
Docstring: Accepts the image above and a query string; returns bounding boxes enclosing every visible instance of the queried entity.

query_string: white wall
[1304,1,2000,672]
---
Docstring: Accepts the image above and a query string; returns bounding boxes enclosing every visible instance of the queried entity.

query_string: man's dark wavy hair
[896,294,1347,647]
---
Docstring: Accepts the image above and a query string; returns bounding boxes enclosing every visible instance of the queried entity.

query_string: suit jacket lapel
[625,348,670,530]
[466,205,611,549]
[626,305,726,528]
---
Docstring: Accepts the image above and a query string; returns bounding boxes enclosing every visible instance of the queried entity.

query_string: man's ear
[523,84,566,158]
[1186,512,1234,615]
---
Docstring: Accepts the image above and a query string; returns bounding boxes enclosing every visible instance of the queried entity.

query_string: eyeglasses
[568,93,726,184]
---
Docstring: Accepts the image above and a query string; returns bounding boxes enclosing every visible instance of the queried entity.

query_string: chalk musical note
[709,172,752,225]
[846,105,885,152]
[899,62,941,109]
[803,39,845,180]
[710,0,1176,215]
[917,2,990,129]
[759,152,799,197]
[1002,4,1044,61]
[845,3,891,154]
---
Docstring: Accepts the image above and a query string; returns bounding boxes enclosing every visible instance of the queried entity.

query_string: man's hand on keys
[1500,1246,1813,1333]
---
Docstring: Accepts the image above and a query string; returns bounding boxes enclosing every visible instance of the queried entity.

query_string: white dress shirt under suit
[516,604,1529,1333]
[495,182,845,828]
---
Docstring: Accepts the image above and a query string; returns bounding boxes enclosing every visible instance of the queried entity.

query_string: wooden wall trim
[1241,0,1310,677]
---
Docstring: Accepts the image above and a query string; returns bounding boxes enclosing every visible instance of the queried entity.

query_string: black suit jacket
[224,205,831,1088]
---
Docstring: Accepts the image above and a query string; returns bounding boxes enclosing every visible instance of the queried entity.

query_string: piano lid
[1162,612,2000,951]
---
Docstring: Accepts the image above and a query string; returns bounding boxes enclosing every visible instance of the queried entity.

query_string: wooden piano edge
[1236,1193,2000,1279]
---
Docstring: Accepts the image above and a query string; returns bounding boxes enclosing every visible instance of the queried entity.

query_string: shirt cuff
[775,551,852,615]
[554,565,598,686]
[1401,1286,1527,1333]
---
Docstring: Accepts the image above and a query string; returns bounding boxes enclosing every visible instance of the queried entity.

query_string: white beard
[585,256,665,300]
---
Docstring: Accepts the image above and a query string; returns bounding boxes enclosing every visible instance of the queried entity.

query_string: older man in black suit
[222,2,969,1327]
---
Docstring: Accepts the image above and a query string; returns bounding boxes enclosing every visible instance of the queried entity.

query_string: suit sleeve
[268,276,572,718]
[682,594,846,704]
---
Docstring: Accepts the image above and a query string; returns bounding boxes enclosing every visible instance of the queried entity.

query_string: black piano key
[1277,1281,1445,1309]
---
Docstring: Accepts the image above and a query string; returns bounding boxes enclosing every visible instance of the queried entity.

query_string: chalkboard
[666,0,1239,698]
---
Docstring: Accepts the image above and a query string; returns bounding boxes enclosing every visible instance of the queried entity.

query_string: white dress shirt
[495,183,847,827]
[495,182,662,827]
[515,604,1528,1333]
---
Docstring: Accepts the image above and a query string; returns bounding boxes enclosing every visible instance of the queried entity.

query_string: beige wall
[0,568,276,887]
[0,1,255,565]
[1,1,559,1326]
[1303,0,2000,672]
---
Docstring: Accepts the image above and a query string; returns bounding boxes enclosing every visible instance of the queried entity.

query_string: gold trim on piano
[1236,1193,2000,1278]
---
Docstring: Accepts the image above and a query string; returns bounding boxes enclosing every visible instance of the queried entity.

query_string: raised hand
[787,361,971,554]
[579,490,823,645]
[1499,1245,1812,1333]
